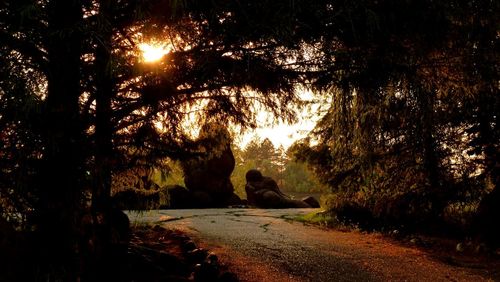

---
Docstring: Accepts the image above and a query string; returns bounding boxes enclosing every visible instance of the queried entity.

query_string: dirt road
[127,209,497,281]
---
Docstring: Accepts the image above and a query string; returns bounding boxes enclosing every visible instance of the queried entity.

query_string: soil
[128,224,239,282]
[387,233,500,276]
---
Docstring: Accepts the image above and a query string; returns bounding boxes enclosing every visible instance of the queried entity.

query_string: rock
[192,191,213,208]
[182,124,237,207]
[259,190,284,208]
[172,232,190,241]
[207,252,218,263]
[219,272,239,282]
[302,196,320,208]
[187,248,209,264]
[193,261,219,282]
[153,224,166,232]
[226,193,243,206]
[127,244,190,279]
[156,250,190,276]
[289,199,312,208]
[182,240,197,252]
[245,169,314,209]
[161,185,192,209]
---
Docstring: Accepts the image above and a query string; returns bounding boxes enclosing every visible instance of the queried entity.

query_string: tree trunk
[38,0,84,279]
[477,93,498,190]
[93,0,114,213]
[475,93,500,246]
[88,1,118,279]
[469,13,500,246]
[416,87,445,218]
[420,92,440,189]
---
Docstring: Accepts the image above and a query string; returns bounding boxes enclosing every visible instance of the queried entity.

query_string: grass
[293,211,340,229]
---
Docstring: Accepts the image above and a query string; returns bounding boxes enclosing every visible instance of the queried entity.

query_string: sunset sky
[140,43,324,149]
[237,106,318,149]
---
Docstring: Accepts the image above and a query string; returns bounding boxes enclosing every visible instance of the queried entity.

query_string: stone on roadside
[193,261,219,282]
[302,196,320,208]
[188,248,209,264]
[219,271,239,282]
[182,240,197,252]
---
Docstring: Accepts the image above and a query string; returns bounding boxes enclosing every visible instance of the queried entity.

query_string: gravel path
[127,209,497,281]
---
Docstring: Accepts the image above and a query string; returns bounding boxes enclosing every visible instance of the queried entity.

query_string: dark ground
[128,224,239,282]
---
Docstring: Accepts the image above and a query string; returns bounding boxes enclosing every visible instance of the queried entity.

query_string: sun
[139,43,171,63]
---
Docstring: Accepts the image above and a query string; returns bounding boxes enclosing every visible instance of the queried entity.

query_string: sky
[235,90,326,150]
[140,43,325,150]
[236,113,317,150]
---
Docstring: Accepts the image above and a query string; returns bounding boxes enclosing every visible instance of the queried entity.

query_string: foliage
[282,157,327,193]
[293,0,499,240]
[240,137,283,182]
[0,1,311,211]
[0,1,499,279]
[112,187,161,210]
[231,147,257,198]
[0,0,319,279]
[150,162,185,188]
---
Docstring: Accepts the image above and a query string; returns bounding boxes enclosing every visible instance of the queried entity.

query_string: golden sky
[139,44,323,149]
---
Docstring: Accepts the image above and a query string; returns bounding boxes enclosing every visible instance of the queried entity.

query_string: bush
[321,193,375,230]
[158,185,192,209]
[112,188,160,210]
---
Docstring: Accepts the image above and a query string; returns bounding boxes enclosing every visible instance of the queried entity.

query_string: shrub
[112,188,160,210]
[321,193,375,230]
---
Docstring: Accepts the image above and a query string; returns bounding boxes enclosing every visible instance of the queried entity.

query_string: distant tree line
[231,136,327,198]
[122,135,327,200]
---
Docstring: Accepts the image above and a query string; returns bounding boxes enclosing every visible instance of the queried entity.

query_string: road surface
[127,208,496,281]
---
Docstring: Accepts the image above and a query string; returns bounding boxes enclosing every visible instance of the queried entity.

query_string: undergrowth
[293,211,341,229]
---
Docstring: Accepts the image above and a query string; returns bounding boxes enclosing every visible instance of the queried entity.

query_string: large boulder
[160,185,192,209]
[183,145,237,207]
[226,193,244,207]
[160,185,243,209]
[302,196,321,208]
[182,124,241,207]
[245,169,314,209]
[191,190,214,208]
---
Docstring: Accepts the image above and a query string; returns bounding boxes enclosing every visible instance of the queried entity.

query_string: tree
[231,145,257,198]
[293,0,499,236]
[1,0,320,278]
[241,137,281,179]
[2,0,87,278]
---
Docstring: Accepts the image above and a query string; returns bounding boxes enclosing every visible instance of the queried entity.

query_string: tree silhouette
[294,0,499,239]
[1,0,317,279]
